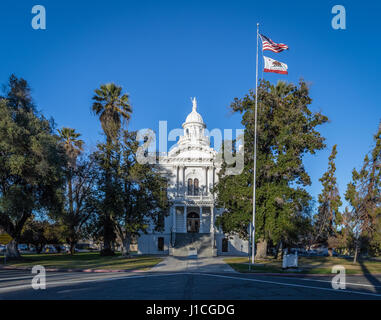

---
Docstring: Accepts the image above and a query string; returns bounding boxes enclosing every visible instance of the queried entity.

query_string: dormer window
[187,178,200,196]
[187,178,193,195]
[194,179,199,196]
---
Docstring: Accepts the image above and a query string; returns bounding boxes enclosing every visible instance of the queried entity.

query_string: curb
[0,265,148,273]
[236,271,381,277]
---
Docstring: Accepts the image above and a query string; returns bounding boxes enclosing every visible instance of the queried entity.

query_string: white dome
[184,97,204,124]
[185,110,204,124]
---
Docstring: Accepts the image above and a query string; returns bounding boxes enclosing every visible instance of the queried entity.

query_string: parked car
[307,249,318,256]
[56,245,69,253]
[28,246,36,252]
[43,245,57,253]
[18,244,29,252]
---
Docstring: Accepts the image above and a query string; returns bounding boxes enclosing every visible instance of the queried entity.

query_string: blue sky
[1,0,380,209]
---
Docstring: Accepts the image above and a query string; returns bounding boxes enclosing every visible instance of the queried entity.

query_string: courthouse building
[137,98,248,257]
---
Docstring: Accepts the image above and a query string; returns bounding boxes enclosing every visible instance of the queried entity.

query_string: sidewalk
[150,256,237,273]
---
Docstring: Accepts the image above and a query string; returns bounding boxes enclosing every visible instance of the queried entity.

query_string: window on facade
[194,178,199,196]
[188,178,193,195]
[157,212,165,230]
[222,238,229,252]
[158,237,164,251]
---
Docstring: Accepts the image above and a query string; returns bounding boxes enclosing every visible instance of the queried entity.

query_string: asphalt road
[1,257,381,300]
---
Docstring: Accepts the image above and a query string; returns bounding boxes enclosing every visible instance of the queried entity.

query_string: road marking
[264,275,381,289]
[198,273,381,298]
[0,276,34,282]
[57,288,92,294]
[1,271,380,298]
[0,273,186,294]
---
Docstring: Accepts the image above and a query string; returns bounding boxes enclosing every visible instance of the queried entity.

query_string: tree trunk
[121,236,131,257]
[353,241,360,263]
[274,241,283,260]
[1,211,30,259]
[68,173,74,214]
[36,244,43,254]
[255,238,268,259]
[69,241,76,255]
[100,136,115,257]
[6,239,20,258]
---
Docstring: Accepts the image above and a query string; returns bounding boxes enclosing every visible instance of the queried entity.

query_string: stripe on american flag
[260,34,289,53]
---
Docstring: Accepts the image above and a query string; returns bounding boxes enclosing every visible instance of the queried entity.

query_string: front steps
[170,233,217,257]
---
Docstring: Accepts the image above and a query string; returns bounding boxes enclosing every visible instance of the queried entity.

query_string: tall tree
[58,127,84,239]
[58,127,84,167]
[314,144,342,247]
[344,122,381,262]
[214,80,328,258]
[91,83,132,255]
[0,75,66,258]
[112,131,170,256]
[55,155,98,255]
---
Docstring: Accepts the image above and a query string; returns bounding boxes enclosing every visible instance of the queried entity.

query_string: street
[1,257,381,300]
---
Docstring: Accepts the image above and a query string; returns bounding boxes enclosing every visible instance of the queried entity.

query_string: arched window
[194,178,199,196]
[187,178,193,195]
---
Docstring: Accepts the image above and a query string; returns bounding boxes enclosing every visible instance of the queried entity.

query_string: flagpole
[251,22,259,265]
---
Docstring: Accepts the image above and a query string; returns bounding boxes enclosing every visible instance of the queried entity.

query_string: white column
[212,168,216,199]
[199,206,203,233]
[182,166,186,195]
[210,206,214,233]
[183,205,187,233]
[207,166,213,195]
[210,206,215,249]
[176,166,179,195]
[172,206,176,233]
[205,167,208,195]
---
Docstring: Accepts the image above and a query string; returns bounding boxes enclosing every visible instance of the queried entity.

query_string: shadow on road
[359,260,381,294]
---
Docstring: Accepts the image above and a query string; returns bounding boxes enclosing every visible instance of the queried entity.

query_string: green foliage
[56,128,97,254]
[94,130,170,256]
[215,80,328,250]
[92,83,132,141]
[58,127,84,168]
[0,75,66,256]
[91,83,132,255]
[314,144,342,244]
[57,156,98,254]
[344,122,381,260]
[20,218,65,253]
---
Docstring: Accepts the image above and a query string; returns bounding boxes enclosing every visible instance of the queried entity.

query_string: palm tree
[92,83,132,142]
[58,128,84,254]
[91,83,132,255]
[58,127,84,168]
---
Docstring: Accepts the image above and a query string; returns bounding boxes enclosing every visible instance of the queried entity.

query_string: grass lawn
[224,256,381,275]
[0,252,163,271]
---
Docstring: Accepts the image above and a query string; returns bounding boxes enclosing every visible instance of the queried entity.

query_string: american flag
[260,34,289,53]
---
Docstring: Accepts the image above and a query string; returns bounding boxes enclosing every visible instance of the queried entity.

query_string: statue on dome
[191,97,197,112]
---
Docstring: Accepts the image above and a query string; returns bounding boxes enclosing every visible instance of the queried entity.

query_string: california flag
[263,56,288,75]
